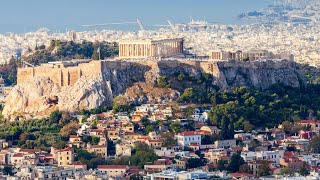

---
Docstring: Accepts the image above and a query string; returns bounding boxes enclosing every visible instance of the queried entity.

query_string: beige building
[214,139,237,149]
[87,144,108,158]
[51,147,74,167]
[119,38,184,58]
[97,165,129,177]
[116,142,133,157]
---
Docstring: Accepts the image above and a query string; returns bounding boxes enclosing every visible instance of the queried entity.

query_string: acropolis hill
[1,37,305,119]
[4,58,305,119]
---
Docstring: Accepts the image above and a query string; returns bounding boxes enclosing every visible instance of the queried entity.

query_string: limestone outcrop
[115,82,180,105]
[3,74,112,119]
[3,59,306,119]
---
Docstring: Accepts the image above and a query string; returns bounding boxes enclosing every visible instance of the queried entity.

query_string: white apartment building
[175,131,202,146]
[241,150,285,164]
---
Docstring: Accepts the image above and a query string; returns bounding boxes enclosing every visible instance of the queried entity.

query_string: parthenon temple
[119,38,184,58]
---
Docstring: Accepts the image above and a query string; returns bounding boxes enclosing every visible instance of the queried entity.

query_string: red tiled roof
[97,165,128,169]
[284,151,294,158]
[220,156,230,160]
[73,161,84,165]
[189,143,200,146]
[299,120,320,124]
[89,129,105,132]
[13,153,24,157]
[98,121,106,124]
[178,131,200,136]
[19,149,41,153]
[69,135,80,139]
[147,139,162,143]
[56,147,73,152]
[127,168,142,174]
[229,173,254,177]
[45,154,53,158]
[97,114,106,117]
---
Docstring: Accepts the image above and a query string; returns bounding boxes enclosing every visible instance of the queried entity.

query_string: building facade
[119,38,184,58]
[209,50,294,61]
[175,131,201,147]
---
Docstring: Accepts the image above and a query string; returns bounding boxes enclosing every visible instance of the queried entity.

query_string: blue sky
[0,0,272,33]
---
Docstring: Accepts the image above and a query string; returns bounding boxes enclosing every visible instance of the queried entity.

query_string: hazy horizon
[0,0,273,34]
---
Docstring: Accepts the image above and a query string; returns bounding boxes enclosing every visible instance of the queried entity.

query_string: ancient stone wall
[17,61,102,86]
[17,59,302,92]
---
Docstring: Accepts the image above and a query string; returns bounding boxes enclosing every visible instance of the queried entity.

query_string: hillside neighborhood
[0,103,319,179]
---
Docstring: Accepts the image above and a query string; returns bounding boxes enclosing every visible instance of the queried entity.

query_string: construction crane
[82,19,145,31]
[154,20,177,32]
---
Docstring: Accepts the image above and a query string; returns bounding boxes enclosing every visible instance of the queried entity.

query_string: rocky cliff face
[3,59,306,119]
[216,60,304,90]
[3,74,112,119]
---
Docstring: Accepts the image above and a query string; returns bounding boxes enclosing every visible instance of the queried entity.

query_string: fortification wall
[17,60,221,87]
[17,61,102,86]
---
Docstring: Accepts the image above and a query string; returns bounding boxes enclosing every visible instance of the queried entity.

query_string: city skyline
[0,0,272,33]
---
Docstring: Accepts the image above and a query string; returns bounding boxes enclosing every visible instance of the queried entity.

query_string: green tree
[281,121,292,134]
[217,160,228,171]
[298,167,309,176]
[228,153,245,173]
[258,160,271,177]
[157,76,171,88]
[279,167,295,175]
[50,110,62,124]
[60,121,80,137]
[186,158,206,169]
[177,73,184,81]
[91,137,100,145]
[19,132,30,142]
[161,132,177,147]
[140,116,150,127]
[250,139,261,148]
[180,88,194,102]
[145,125,155,135]
[201,135,219,145]
[243,121,254,132]
[53,140,67,149]
[310,136,320,153]
[239,164,252,174]
[2,166,13,176]
[169,121,182,133]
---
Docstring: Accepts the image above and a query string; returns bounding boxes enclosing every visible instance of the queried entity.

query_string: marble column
[176,42,179,53]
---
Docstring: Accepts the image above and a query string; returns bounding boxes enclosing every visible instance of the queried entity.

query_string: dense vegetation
[154,70,320,139]
[22,40,119,65]
[109,142,159,168]
[155,72,218,103]
[0,110,77,151]
[205,84,320,139]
